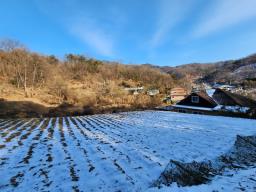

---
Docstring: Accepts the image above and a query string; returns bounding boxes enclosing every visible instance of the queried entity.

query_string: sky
[1,0,256,66]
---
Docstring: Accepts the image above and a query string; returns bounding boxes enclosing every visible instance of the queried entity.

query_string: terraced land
[0,111,255,192]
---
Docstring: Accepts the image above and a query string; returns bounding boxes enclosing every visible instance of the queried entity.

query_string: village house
[147,89,159,96]
[172,90,217,114]
[212,88,256,113]
[212,83,236,91]
[162,96,172,104]
[171,88,256,115]
[124,87,144,95]
[169,87,187,103]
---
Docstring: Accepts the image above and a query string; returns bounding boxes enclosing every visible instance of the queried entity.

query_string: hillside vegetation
[158,54,256,87]
[0,39,186,117]
[153,53,256,101]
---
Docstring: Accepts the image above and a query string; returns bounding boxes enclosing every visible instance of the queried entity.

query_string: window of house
[191,96,199,103]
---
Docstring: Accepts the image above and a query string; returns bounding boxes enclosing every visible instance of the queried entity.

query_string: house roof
[171,93,187,96]
[194,91,217,106]
[172,87,185,90]
[170,88,187,96]
[212,88,256,108]
[176,91,218,108]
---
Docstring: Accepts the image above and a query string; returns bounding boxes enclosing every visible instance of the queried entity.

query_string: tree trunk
[24,62,28,97]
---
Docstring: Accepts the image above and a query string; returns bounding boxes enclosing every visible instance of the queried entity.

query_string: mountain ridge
[148,53,256,84]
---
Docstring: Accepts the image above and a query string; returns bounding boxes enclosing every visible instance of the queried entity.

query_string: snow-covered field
[0,111,255,192]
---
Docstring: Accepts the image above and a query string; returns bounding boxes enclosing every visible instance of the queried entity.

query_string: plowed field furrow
[0,120,25,137]
[1,111,255,192]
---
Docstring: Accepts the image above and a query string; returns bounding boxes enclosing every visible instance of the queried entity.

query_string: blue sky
[1,0,256,66]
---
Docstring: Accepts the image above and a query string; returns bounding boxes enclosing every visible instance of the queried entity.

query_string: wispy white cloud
[70,19,115,57]
[150,0,196,48]
[193,0,256,37]
[34,0,119,57]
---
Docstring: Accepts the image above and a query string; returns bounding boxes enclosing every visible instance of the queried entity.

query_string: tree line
[0,39,185,107]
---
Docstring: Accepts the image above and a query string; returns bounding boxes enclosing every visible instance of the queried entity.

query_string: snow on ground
[147,167,256,192]
[0,111,255,192]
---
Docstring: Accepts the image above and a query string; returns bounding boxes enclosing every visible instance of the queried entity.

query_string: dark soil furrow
[46,118,56,164]
[58,117,80,191]
[10,172,24,187]
[81,117,124,144]
[35,118,56,190]
[0,119,17,127]
[21,119,50,164]
[6,119,49,188]
[83,117,163,166]
[0,119,44,166]
[75,117,120,145]
[0,119,13,128]
[64,117,77,141]
[17,119,42,147]
[71,117,136,186]
[97,115,135,130]
[0,120,25,137]
[3,120,29,136]
[98,115,129,127]
[87,116,126,138]
[94,116,147,143]
[93,116,161,164]
[4,120,36,143]
[68,117,98,172]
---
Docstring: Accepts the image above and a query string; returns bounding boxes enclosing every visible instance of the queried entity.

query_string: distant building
[212,83,236,91]
[147,89,159,96]
[170,87,187,103]
[163,96,172,104]
[173,91,217,113]
[124,87,144,95]
[212,88,256,112]
[171,88,256,114]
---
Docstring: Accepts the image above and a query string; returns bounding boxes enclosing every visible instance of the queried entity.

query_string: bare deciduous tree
[0,38,25,52]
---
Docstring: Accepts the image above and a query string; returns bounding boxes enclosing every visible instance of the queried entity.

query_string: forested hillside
[157,54,256,87]
[0,39,187,117]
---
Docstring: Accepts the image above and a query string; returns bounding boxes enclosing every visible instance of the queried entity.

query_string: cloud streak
[193,0,256,37]
[150,0,195,48]
[70,19,115,57]
[34,0,118,57]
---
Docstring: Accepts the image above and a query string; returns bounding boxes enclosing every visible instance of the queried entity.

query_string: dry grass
[0,45,186,117]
